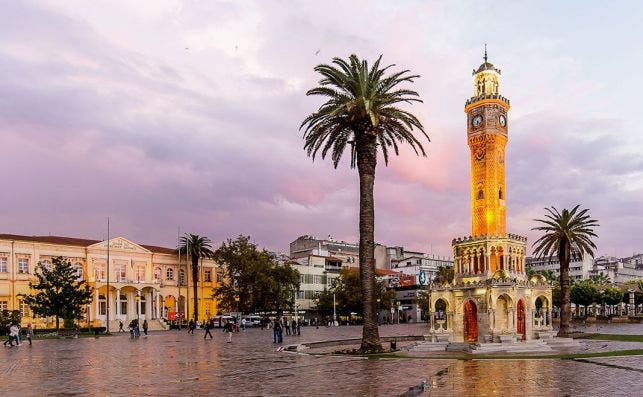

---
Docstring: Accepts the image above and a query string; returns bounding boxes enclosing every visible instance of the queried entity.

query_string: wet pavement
[0,323,641,396]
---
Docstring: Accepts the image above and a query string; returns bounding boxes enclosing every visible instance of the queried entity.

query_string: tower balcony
[465,93,510,107]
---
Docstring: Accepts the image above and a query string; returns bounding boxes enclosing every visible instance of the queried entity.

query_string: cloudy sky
[1,1,642,257]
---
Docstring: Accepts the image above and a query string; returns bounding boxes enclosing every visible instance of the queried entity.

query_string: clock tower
[465,48,509,237]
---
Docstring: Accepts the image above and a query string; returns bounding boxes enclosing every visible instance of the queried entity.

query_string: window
[119,294,128,315]
[41,260,52,271]
[0,301,7,311]
[116,264,126,282]
[313,275,322,284]
[216,272,222,283]
[99,295,107,316]
[417,259,422,265]
[153,267,162,281]
[499,189,503,200]
[18,258,29,273]
[74,262,83,280]
[477,190,484,200]
[0,257,6,272]
[300,274,306,284]
[136,265,145,282]
[19,300,30,317]
[95,264,106,280]
[139,294,146,315]
[204,269,212,282]
[179,269,186,285]
[166,267,174,280]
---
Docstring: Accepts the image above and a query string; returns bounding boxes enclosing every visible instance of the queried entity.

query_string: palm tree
[179,234,215,322]
[590,271,611,285]
[301,54,428,352]
[532,205,599,336]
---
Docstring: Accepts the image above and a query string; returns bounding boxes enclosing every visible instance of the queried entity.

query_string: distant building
[289,235,387,268]
[526,254,593,281]
[591,255,643,284]
[386,246,453,284]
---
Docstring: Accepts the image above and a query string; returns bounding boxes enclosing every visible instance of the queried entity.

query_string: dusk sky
[2,1,642,257]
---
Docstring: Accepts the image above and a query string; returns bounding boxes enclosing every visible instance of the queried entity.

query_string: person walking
[241,318,246,331]
[296,320,301,336]
[223,320,233,343]
[118,320,125,333]
[188,319,196,334]
[203,320,213,339]
[142,320,148,336]
[8,323,20,346]
[291,320,297,335]
[284,319,291,336]
[26,323,34,345]
[3,322,12,346]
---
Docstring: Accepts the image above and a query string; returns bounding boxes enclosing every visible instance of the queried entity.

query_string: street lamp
[135,292,141,323]
[332,291,337,326]
[376,298,381,325]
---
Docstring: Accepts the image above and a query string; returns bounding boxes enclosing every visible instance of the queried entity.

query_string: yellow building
[429,51,553,343]
[0,234,219,330]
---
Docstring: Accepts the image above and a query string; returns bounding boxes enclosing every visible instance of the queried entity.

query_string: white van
[211,315,234,328]
[242,315,261,327]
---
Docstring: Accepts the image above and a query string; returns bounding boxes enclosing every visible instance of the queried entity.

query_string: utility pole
[106,217,111,334]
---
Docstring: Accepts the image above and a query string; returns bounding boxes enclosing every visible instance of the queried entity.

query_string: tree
[179,234,215,322]
[301,55,428,352]
[590,272,611,285]
[315,269,394,320]
[570,280,598,316]
[540,269,559,284]
[532,205,599,336]
[599,286,623,315]
[22,257,93,331]
[213,235,299,314]
[433,266,454,285]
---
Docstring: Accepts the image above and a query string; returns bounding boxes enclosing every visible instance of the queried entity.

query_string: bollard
[390,339,397,351]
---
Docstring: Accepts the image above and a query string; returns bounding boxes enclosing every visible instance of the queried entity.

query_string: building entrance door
[463,300,478,342]
[517,300,526,340]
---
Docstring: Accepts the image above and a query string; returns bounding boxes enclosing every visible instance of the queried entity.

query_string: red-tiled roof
[0,233,176,254]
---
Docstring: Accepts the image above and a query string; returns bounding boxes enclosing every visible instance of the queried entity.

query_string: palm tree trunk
[192,256,199,322]
[558,241,571,337]
[357,135,382,352]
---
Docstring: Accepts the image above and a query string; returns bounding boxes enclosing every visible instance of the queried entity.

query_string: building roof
[0,233,176,255]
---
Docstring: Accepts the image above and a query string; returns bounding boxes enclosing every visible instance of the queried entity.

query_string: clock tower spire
[465,51,510,237]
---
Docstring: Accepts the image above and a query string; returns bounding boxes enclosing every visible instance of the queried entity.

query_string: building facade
[591,255,643,284]
[0,234,219,329]
[428,53,553,343]
[526,254,593,281]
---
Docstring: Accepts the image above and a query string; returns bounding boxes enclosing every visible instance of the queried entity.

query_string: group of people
[272,317,301,344]
[118,319,148,338]
[3,323,34,347]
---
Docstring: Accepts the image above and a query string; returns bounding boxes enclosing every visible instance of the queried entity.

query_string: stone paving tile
[1,324,641,397]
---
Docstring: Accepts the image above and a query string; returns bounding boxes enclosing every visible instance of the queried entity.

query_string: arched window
[499,189,503,199]
[477,190,484,200]
[98,294,107,315]
[41,260,52,271]
[166,267,174,280]
[179,269,186,286]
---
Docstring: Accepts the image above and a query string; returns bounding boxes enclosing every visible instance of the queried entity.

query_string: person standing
[272,318,280,343]
[284,319,290,336]
[291,320,297,335]
[296,320,301,336]
[118,320,125,333]
[203,320,213,339]
[26,323,34,345]
[223,320,233,343]
[241,318,246,331]
[142,320,148,336]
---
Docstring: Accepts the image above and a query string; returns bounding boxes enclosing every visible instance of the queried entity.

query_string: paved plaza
[1,324,642,396]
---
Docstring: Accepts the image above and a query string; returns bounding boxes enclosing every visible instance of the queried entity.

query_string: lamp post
[376,298,381,325]
[135,292,141,323]
[332,292,337,326]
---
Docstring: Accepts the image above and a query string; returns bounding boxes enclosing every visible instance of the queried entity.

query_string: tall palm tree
[301,54,429,352]
[532,205,598,336]
[179,234,215,322]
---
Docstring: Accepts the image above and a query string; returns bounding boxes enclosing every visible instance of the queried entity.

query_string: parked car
[211,315,234,328]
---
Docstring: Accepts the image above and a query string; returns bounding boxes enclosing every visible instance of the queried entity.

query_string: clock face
[472,115,483,127]
[499,114,507,127]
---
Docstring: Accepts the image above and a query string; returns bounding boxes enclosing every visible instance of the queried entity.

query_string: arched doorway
[517,299,526,340]
[434,298,448,332]
[463,300,478,342]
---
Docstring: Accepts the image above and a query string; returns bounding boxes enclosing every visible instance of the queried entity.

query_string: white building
[525,254,593,281]
[591,255,643,284]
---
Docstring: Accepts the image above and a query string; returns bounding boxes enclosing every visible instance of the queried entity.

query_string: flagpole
[106,217,111,334]
[177,227,181,330]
